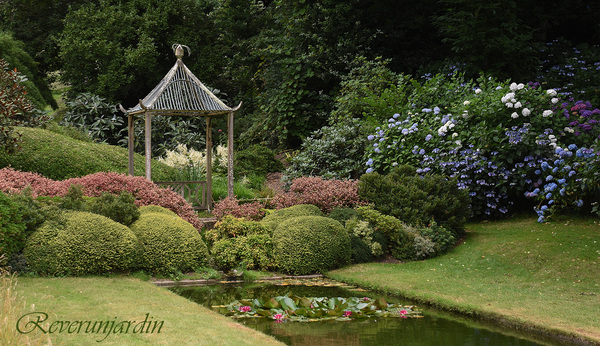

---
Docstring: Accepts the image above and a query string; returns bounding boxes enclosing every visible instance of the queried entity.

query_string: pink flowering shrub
[0,167,67,196]
[272,176,365,212]
[212,197,266,221]
[0,168,202,229]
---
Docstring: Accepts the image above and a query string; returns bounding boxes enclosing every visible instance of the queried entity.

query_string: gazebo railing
[155,181,208,210]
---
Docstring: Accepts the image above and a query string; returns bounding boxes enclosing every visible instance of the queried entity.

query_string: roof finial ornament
[172,44,191,60]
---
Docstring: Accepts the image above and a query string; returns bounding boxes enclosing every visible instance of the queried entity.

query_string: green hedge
[0,127,177,181]
[273,216,350,275]
[358,166,470,235]
[129,212,209,274]
[24,211,140,276]
[211,234,275,271]
[261,204,323,230]
[0,191,26,258]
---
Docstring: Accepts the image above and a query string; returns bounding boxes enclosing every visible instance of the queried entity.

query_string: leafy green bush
[129,212,209,275]
[62,92,124,145]
[273,216,350,275]
[207,216,275,271]
[285,119,369,180]
[235,144,283,177]
[0,191,26,257]
[205,215,271,247]
[261,204,323,230]
[357,206,416,260]
[344,218,384,263]
[211,234,275,271]
[416,221,456,255]
[88,191,140,226]
[0,127,177,181]
[359,166,470,235]
[24,211,140,276]
[327,207,358,223]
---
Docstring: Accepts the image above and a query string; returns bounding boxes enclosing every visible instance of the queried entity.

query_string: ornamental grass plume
[0,262,52,345]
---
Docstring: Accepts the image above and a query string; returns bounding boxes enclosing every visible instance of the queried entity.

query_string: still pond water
[170,278,559,346]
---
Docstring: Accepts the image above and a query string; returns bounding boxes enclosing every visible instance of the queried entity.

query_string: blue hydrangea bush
[365,73,600,221]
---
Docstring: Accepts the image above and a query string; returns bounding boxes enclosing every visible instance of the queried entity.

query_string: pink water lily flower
[399,310,408,318]
[239,306,252,313]
[273,313,284,323]
[343,310,352,317]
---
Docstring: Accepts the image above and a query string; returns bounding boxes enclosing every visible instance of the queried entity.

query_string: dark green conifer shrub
[358,165,470,235]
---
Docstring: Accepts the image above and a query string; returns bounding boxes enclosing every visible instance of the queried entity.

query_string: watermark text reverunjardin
[17,312,164,342]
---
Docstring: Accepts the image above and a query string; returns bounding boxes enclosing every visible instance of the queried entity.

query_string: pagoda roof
[122,45,240,116]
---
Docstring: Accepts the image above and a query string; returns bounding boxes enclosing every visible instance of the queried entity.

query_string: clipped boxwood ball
[139,205,178,217]
[24,211,140,276]
[273,215,350,275]
[129,212,209,274]
[261,204,323,230]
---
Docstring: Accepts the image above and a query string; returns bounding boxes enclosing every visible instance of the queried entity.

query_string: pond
[169,278,559,346]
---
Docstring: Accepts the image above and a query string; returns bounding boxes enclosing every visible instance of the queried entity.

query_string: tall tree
[244,0,374,148]
[57,0,218,105]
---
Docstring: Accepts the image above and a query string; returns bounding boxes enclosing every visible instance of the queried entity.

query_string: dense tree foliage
[1,0,598,151]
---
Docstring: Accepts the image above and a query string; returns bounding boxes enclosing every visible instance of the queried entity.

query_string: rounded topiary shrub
[129,212,209,274]
[138,205,178,217]
[261,204,323,230]
[273,216,350,275]
[24,211,140,276]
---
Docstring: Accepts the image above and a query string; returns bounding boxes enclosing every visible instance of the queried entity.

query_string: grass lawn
[328,215,600,345]
[13,277,284,345]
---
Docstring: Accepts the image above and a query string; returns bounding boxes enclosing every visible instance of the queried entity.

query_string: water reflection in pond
[169,279,555,346]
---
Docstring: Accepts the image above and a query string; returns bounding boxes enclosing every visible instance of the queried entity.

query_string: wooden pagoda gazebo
[120,44,241,211]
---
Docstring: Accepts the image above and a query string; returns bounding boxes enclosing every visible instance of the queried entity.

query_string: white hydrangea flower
[517,83,524,90]
[475,88,482,94]
[551,98,559,104]
[522,108,531,116]
[511,112,519,119]
[463,100,470,105]
[542,110,553,117]
[514,101,522,108]
[564,127,575,133]
[452,132,458,138]
[547,89,557,97]
[506,102,514,108]
[510,82,518,91]
[501,92,515,103]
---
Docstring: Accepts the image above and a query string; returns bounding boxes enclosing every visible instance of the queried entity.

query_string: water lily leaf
[356,302,369,310]
[240,299,252,306]
[299,297,312,308]
[280,297,297,311]
[327,310,343,317]
[256,309,272,317]
[328,297,338,310]
[264,298,280,309]
[375,298,388,309]
[253,299,263,308]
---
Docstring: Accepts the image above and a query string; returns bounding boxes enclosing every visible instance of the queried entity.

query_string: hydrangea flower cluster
[365,73,600,220]
[525,144,599,222]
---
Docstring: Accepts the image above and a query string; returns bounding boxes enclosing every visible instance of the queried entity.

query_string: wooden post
[206,116,213,211]
[128,114,134,176]
[227,111,234,198]
[144,111,152,181]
